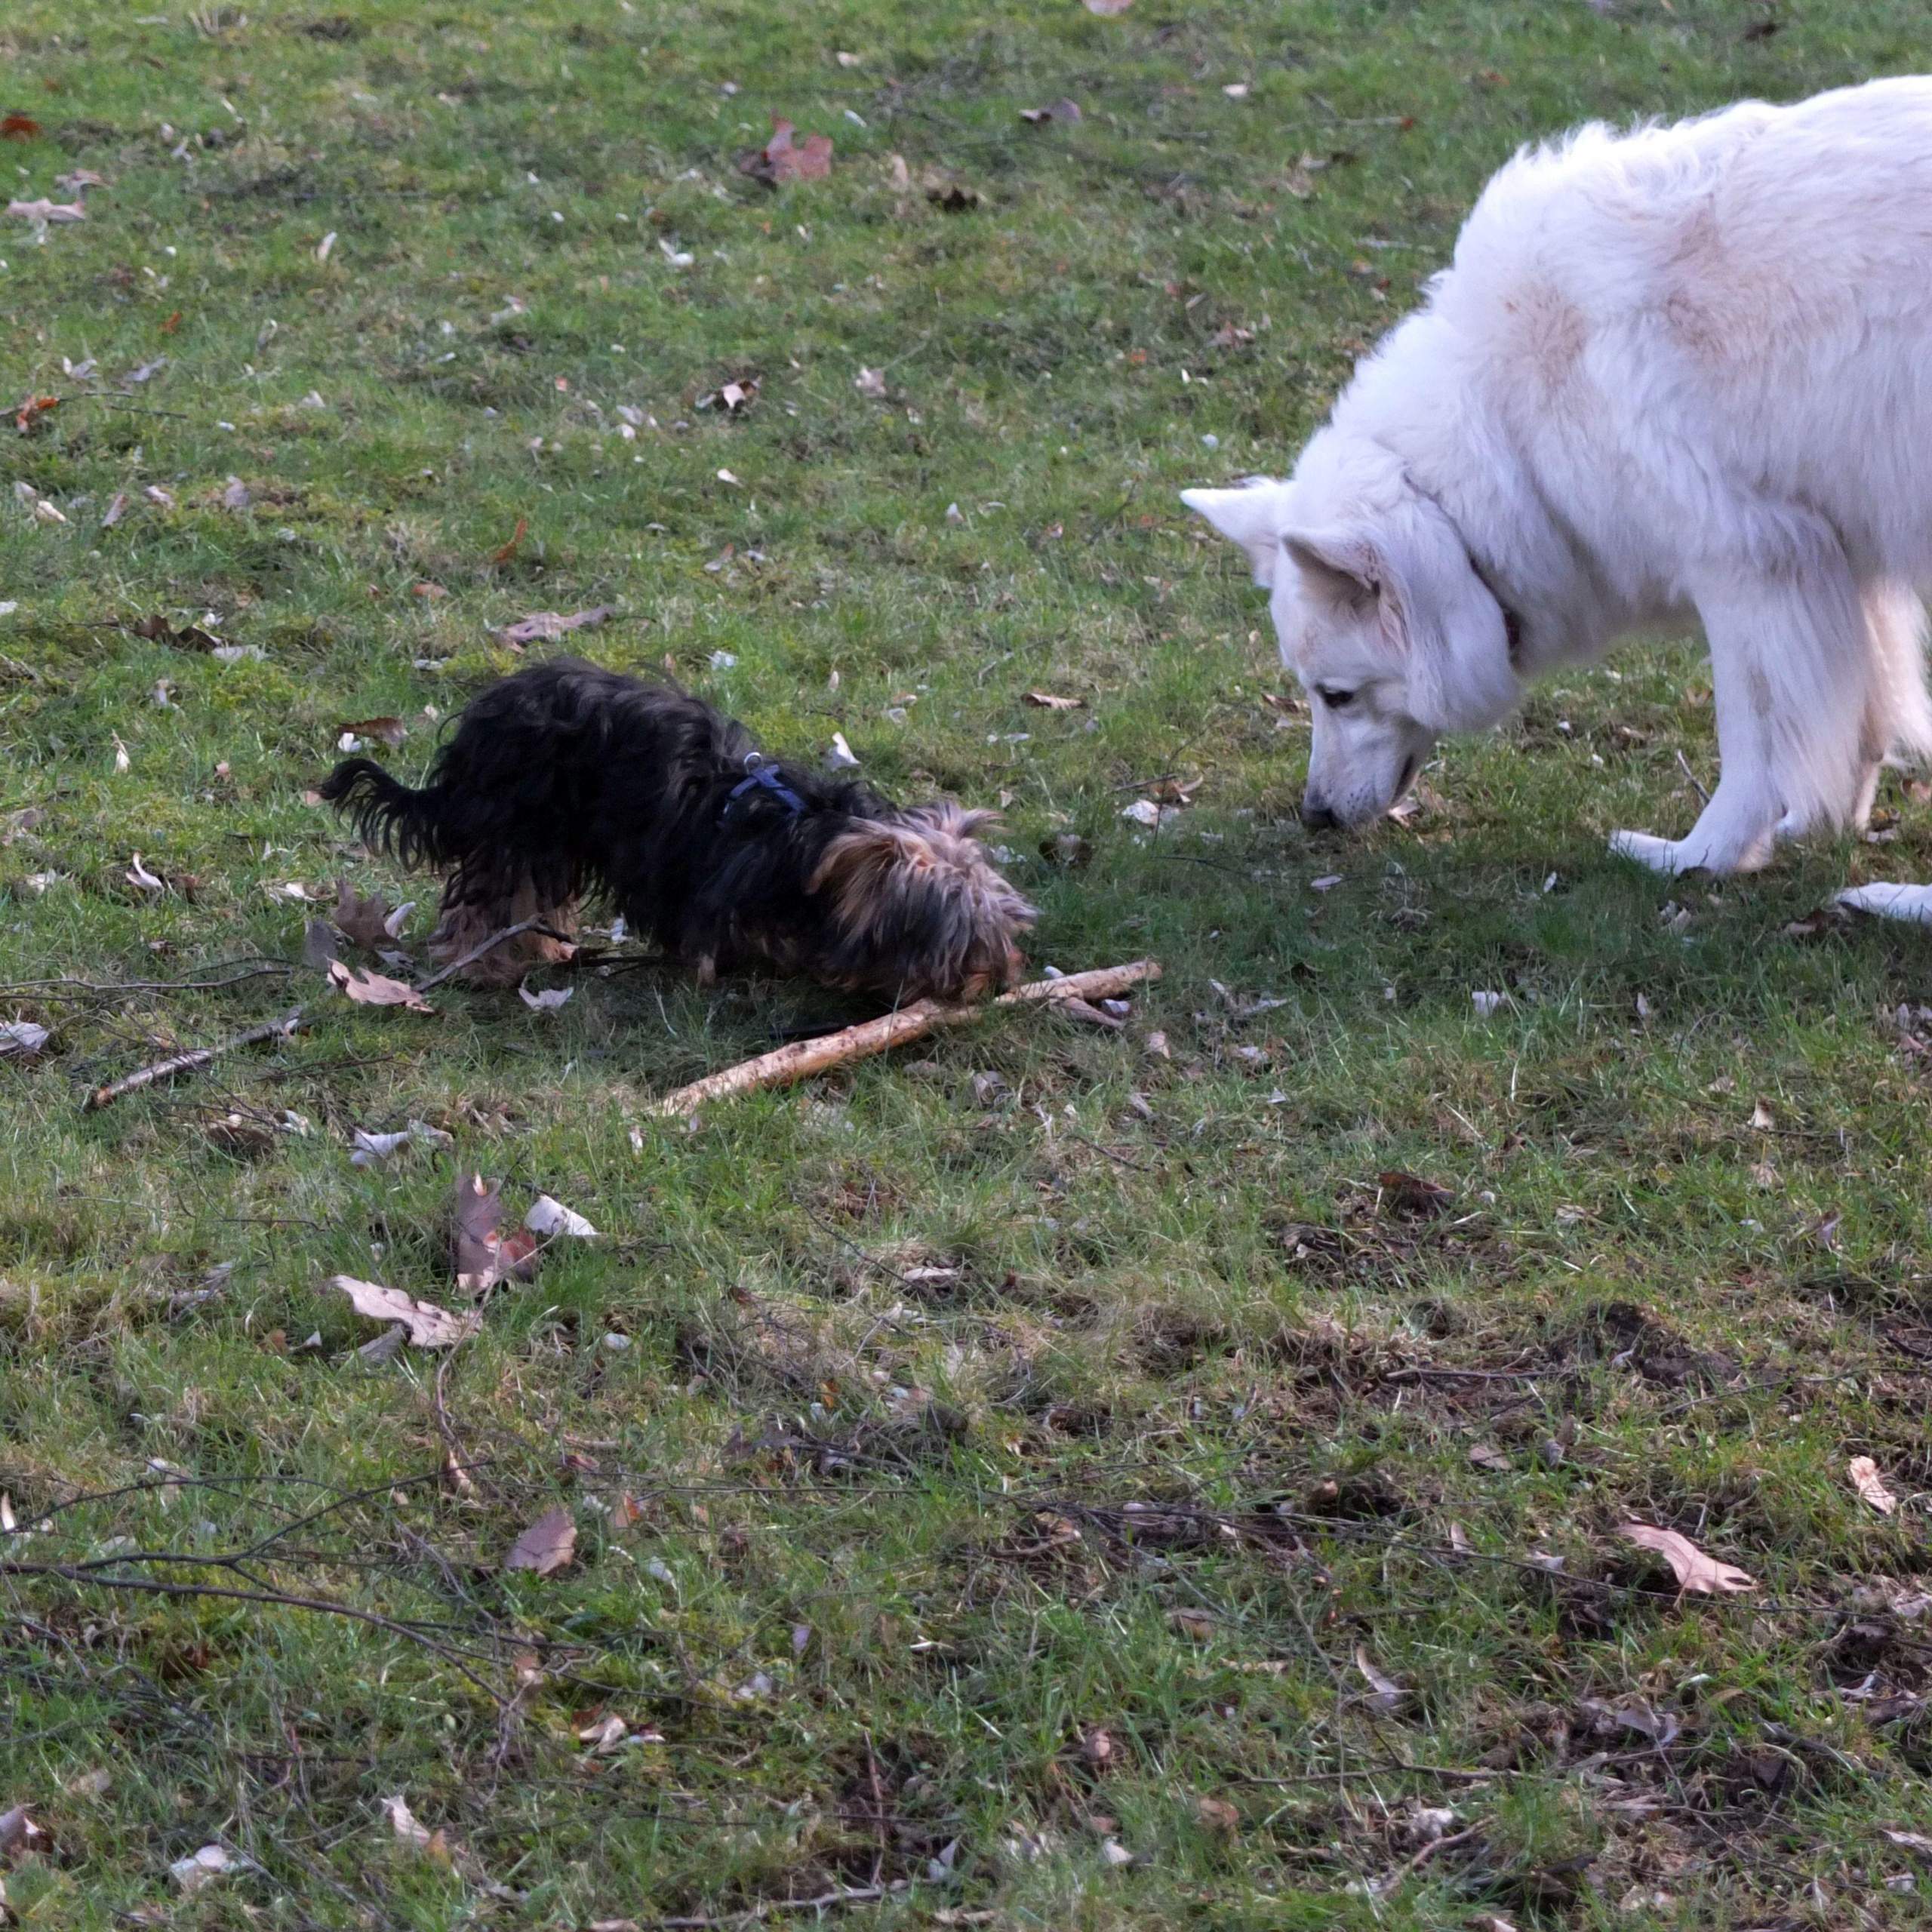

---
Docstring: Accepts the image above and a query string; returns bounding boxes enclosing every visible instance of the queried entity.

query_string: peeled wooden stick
[83,1007,306,1112]
[647,960,1161,1118]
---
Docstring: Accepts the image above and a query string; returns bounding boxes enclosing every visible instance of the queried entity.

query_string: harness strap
[724,758,808,818]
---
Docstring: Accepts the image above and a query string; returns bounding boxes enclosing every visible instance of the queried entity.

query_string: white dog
[1184,77,1932,908]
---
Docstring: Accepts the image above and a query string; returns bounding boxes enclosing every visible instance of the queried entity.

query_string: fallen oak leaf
[0,1020,50,1058]
[1850,1455,1900,1516]
[325,1274,479,1348]
[333,879,414,952]
[454,1173,540,1291]
[738,116,834,186]
[1619,1522,1757,1595]
[326,958,433,1012]
[5,197,86,231]
[1024,690,1084,710]
[0,1804,45,1857]
[0,115,43,140]
[491,605,615,648]
[503,1504,577,1576]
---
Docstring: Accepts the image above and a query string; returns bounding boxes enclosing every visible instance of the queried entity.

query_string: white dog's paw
[1836,881,1932,925]
[1608,829,1699,875]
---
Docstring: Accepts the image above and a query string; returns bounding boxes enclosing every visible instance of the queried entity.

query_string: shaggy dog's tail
[318,758,451,870]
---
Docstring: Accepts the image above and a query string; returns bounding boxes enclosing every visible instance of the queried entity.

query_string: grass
[6,0,1932,1924]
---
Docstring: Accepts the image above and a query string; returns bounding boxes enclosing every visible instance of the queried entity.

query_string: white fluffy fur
[1185,78,1932,878]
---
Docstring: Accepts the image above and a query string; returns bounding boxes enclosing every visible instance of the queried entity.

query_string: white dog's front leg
[1611,552,1872,876]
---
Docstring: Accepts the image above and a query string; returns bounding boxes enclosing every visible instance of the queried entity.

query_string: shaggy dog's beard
[319,658,1035,1003]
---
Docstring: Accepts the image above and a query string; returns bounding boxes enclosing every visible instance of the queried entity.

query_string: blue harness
[724,756,807,819]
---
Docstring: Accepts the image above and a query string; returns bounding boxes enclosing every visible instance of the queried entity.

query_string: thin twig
[0,961,295,998]
[636,1882,905,1929]
[1675,748,1712,807]
[412,918,573,992]
[1375,1822,1481,1894]
[0,1562,504,1703]
[82,1007,305,1111]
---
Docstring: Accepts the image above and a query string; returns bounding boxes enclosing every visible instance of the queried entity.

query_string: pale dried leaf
[1850,1455,1900,1516]
[325,1275,479,1349]
[1024,690,1084,710]
[525,1194,598,1240]
[504,1504,577,1576]
[383,1795,432,1848]
[0,1021,48,1058]
[1619,1522,1757,1595]
[491,605,616,648]
[1354,1645,1405,1713]
[518,980,573,1012]
[170,1844,238,1894]
[327,958,432,1012]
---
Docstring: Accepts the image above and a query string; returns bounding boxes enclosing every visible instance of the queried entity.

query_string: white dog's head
[1183,455,1517,829]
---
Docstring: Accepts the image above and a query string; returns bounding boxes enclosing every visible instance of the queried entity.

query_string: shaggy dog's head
[1184,443,1515,829]
[808,803,1035,1003]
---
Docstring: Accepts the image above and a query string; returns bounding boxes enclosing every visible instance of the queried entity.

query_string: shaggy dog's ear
[1181,481,1291,587]
[1285,503,1516,733]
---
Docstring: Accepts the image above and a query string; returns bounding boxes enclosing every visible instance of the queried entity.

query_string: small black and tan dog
[320,657,1034,1003]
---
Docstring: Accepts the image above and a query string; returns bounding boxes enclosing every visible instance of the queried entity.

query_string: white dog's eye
[1316,686,1358,712]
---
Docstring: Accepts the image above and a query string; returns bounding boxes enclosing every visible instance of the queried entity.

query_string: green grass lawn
[8,1,1932,1924]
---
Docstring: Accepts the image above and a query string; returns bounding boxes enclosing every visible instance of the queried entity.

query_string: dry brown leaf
[128,611,223,651]
[453,1173,540,1292]
[0,115,43,140]
[337,715,408,749]
[1024,690,1084,710]
[1378,1169,1454,1217]
[1195,1794,1239,1834]
[1850,1455,1900,1516]
[491,605,616,648]
[326,958,432,1013]
[333,880,411,952]
[325,1275,479,1348]
[739,117,833,186]
[1619,1522,1757,1595]
[504,1504,577,1576]
[489,517,528,566]
[0,1805,45,1858]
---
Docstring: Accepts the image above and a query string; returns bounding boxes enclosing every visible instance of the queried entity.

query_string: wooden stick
[82,1008,306,1112]
[647,959,1161,1117]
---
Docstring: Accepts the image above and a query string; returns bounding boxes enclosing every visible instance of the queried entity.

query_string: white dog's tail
[1866,583,1932,769]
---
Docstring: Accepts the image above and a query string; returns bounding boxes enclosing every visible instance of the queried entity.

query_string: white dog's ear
[1281,529,1380,613]
[1181,481,1290,587]
[1291,506,1515,732]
